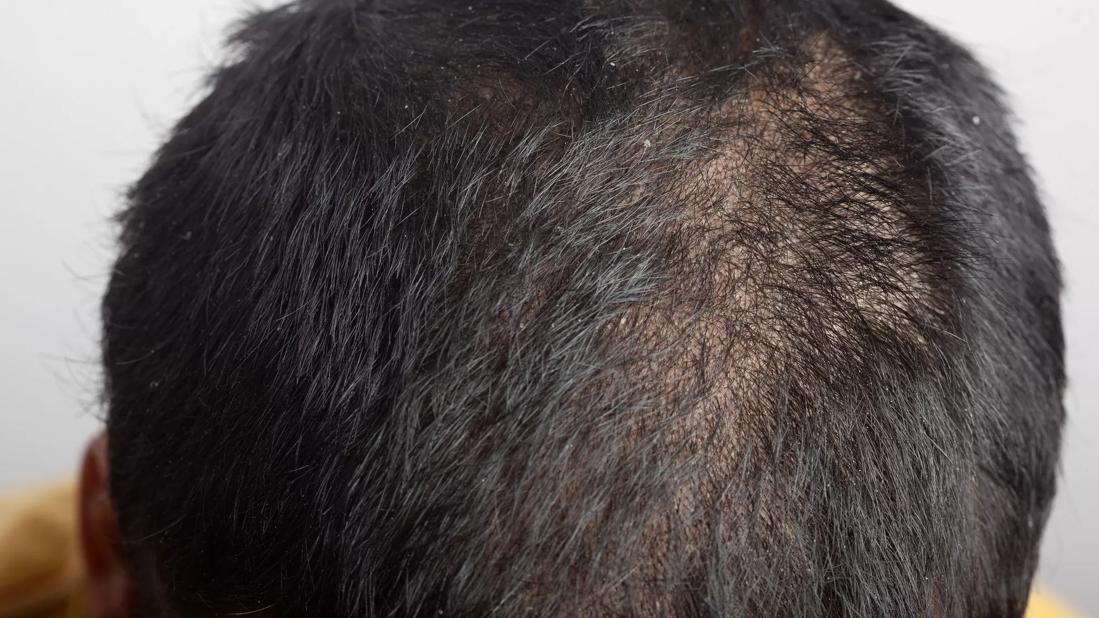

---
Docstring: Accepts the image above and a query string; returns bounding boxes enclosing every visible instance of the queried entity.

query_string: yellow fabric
[1029,591,1085,618]
[0,483,85,618]
[0,482,1084,618]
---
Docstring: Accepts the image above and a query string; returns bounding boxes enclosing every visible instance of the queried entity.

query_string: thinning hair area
[102,1,1064,617]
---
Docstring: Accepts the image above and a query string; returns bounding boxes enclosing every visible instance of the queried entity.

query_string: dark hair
[102,0,1064,615]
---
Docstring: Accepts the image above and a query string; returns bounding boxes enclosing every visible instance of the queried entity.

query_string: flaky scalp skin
[102,1,1064,616]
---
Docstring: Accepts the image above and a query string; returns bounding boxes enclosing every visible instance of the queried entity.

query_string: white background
[0,0,1095,612]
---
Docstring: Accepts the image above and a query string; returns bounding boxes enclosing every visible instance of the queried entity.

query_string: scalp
[103,1,1063,616]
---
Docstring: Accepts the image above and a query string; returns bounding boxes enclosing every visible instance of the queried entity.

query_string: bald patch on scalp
[547,34,951,614]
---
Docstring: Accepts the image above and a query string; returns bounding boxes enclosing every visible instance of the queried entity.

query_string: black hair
[102,0,1065,616]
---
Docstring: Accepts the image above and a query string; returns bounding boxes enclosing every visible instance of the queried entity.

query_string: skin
[78,434,133,618]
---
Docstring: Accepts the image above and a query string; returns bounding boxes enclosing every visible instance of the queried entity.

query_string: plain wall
[1,0,1095,612]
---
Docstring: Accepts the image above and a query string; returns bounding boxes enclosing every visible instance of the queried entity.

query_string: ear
[78,433,134,618]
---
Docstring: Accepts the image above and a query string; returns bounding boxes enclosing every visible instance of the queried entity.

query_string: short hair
[102,0,1065,616]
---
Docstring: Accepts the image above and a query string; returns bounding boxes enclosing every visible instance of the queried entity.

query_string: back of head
[102,0,1064,615]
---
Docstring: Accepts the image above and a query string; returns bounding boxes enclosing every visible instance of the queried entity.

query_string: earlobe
[78,433,134,618]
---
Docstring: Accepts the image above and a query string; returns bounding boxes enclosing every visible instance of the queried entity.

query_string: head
[81,0,1064,616]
